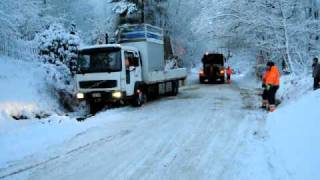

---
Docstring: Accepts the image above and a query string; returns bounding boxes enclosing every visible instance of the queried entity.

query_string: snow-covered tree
[36,23,81,92]
[189,0,320,74]
[0,0,44,39]
[0,0,50,59]
[165,0,205,66]
[112,0,137,15]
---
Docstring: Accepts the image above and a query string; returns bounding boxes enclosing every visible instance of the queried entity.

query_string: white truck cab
[75,24,187,113]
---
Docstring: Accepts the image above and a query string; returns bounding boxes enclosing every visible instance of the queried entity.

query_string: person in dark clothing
[226,66,233,84]
[312,58,320,90]
[261,68,270,109]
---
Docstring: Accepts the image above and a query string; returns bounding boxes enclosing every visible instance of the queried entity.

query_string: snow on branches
[35,23,81,93]
[190,0,320,74]
[111,0,137,15]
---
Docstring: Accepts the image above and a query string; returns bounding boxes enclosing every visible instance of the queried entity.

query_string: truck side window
[133,57,139,67]
[125,51,139,68]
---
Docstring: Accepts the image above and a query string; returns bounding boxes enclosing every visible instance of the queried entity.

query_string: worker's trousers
[268,85,279,105]
[314,77,320,90]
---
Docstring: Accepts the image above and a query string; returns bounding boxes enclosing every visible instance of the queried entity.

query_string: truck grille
[79,80,117,89]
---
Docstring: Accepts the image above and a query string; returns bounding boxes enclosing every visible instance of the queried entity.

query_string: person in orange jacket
[264,61,280,112]
[226,66,233,84]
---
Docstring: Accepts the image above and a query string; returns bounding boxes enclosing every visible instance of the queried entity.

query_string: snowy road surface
[0,82,274,180]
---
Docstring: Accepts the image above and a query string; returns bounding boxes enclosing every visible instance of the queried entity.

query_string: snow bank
[277,75,313,103]
[0,56,127,168]
[0,106,126,169]
[0,56,66,166]
[267,90,320,180]
[0,56,61,118]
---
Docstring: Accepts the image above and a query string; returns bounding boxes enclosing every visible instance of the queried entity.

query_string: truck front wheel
[89,101,103,115]
[132,89,146,107]
[220,77,225,84]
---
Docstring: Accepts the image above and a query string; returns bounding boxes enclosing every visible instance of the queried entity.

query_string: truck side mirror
[129,66,136,71]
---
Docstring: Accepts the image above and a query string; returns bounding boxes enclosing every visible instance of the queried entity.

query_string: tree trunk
[279,0,295,74]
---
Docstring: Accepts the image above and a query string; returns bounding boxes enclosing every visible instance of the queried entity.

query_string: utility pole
[141,0,145,23]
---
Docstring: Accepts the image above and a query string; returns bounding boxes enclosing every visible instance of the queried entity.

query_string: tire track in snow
[0,129,132,179]
[1,83,283,180]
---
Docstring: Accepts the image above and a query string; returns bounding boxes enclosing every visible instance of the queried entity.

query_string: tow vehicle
[199,53,225,83]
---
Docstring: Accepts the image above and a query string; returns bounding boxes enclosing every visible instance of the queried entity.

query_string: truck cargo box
[118,24,186,84]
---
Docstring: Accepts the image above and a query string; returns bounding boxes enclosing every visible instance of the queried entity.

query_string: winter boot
[261,100,268,109]
[269,105,276,112]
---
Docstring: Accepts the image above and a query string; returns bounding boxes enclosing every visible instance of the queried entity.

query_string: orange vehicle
[199,53,225,83]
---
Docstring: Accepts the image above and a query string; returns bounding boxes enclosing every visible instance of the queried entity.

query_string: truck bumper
[199,75,225,83]
[77,91,126,103]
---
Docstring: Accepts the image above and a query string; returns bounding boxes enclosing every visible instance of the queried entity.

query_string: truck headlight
[112,92,122,99]
[76,93,85,99]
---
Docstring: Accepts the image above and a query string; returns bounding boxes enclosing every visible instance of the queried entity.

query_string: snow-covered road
[1,82,273,180]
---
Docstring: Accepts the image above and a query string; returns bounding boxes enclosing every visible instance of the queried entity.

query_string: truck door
[124,51,142,96]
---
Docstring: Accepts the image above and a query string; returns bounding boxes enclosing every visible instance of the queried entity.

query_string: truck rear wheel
[170,80,179,96]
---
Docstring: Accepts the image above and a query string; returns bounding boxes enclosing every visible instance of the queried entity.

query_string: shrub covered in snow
[112,0,137,16]
[278,75,313,103]
[35,23,81,93]
[36,23,80,72]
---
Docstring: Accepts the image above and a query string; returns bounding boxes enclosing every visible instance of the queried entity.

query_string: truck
[75,24,187,113]
[199,53,226,84]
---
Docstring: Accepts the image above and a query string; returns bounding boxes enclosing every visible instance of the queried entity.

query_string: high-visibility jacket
[262,70,269,85]
[265,66,280,86]
[226,68,233,75]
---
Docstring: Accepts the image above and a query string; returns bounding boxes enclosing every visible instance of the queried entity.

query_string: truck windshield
[78,48,121,73]
[202,54,224,66]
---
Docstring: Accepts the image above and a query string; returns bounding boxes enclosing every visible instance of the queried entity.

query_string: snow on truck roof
[79,44,121,51]
[79,44,138,52]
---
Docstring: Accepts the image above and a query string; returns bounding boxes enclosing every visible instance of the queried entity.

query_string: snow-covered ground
[266,85,320,180]
[0,55,319,180]
[0,83,261,180]
[0,63,271,180]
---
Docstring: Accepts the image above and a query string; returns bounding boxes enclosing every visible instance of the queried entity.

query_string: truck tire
[199,77,205,84]
[132,88,146,107]
[220,77,225,84]
[89,101,103,115]
[170,80,179,96]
